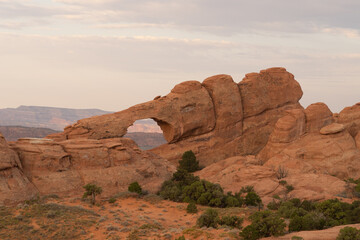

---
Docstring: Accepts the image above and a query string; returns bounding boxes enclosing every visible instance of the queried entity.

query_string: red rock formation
[9,138,175,199]
[196,155,348,204]
[56,67,303,165]
[337,102,360,137]
[0,134,38,205]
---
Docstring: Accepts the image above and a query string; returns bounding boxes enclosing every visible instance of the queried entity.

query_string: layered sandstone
[8,137,174,200]
[0,134,38,205]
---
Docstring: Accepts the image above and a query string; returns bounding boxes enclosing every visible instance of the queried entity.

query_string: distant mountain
[127,119,163,133]
[0,106,112,130]
[124,132,166,150]
[0,126,59,141]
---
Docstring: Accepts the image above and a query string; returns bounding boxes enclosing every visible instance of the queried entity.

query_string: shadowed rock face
[57,67,303,165]
[0,134,38,205]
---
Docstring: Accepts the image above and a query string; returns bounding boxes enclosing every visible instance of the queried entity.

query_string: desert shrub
[186,202,198,214]
[218,215,243,229]
[82,183,102,205]
[245,192,262,207]
[128,182,142,194]
[286,184,294,193]
[240,185,255,193]
[300,200,315,211]
[197,208,219,228]
[175,236,186,240]
[158,164,261,208]
[279,180,287,185]
[158,180,182,201]
[240,210,286,240]
[225,195,240,208]
[278,201,307,219]
[276,165,288,179]
[291,236,304,240]
[178,150,200,172]
[289,212,326,232]
[267,200,281,210]
[336,226,360,240]
[108,197,116,203]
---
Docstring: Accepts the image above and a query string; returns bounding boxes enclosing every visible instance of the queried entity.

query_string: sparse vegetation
[276,165,288,179]
[82,183,102,205]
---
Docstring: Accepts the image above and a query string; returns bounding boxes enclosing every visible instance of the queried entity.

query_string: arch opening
[124,119,167,150]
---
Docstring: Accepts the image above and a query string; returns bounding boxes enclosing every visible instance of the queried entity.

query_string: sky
[0,0,359,113]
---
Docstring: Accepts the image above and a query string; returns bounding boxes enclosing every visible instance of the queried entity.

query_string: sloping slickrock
[196,156,349,204]
[10,138,175,198]
[264,224,360,240]
[304,102,334,133]
[0,134,38,205]
[263,131,360,179]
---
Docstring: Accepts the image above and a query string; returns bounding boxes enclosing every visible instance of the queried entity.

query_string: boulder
[320,123,345,135]
[304,102,334,133]
[337,102,360,137]
[239,67,303,118]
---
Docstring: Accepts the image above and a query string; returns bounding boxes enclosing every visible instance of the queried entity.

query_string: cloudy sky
[0,0,359,112]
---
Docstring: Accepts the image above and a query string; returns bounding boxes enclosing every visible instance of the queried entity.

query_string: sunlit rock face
[59,67,303,165]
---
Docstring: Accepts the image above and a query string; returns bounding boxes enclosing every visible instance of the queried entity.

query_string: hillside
[0,105,112,131]
[0,126,59,141]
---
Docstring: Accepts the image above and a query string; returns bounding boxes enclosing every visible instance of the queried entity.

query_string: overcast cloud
[0,0,359,112]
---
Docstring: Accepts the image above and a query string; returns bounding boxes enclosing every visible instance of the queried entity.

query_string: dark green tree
[82,183,102,205]
[178,150,199,172]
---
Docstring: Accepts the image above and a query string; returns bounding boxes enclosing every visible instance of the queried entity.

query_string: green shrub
[286,184,294,193]
[245,192,262,207]
[289,213,326,232]
[108,197,116,203]
[128,182,142,194]
[178,150,200,172]
[218,215,243,229]
[279,180,287,185]
[240,210,285,239]
[186,202,198,214]
[196,208,219,228]
[175,236,186,240]
[291,236,304,240]
[336,226,360,240]
[267,200,281,210]
[82,183,102,205]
